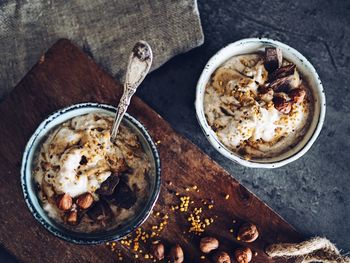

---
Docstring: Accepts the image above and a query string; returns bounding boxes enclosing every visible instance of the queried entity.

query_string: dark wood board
[0,39,303,263]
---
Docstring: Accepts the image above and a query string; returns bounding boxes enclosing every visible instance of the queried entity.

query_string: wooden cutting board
[0,39,303,263]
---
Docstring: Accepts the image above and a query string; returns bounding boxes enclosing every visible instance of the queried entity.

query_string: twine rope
[266,237,350,263]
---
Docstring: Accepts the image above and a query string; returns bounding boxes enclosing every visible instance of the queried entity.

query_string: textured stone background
[1,0,350,261]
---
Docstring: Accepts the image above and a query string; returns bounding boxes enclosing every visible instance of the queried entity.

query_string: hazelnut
[56,193,72,211]
[200,236,219,254]
[273,96,292,114]
[213,251,231,263]
[237,223,259,243]
[234,247,252,263]
[169,244,184,263]
[289,88,306,103]
[151,240,164,260]
[66,210,78,225]
[76,192,94,209]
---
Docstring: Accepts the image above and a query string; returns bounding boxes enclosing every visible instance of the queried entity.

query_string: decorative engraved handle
[110,41,153,143]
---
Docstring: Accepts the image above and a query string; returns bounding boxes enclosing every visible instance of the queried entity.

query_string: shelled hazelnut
[66,210,78,225]
[169,244,184,263]
[76,192,94,209]
[200,236,219,253]
[289,87,306,103]
[237,223,259,243]
[234,247,252,263]
[213,251,231,263]
[150,240,164,260]
[273,96,292,114]
[56,193,72,211]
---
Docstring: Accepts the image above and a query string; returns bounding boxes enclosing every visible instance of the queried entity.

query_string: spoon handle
[110,41,153,143]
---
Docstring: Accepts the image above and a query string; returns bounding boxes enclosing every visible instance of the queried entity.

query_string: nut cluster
[109,184,260,262]
[56,192,95,225]
[146,232,257,263]
[261,47,307,114]
[196,223,259,262]
[149,241,184,263]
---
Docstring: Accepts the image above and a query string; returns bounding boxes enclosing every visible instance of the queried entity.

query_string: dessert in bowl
[21,103,161,244]
[195,38,325,168]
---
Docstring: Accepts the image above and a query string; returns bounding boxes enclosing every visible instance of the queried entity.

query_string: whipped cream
[204,53,312,159]
[35,114,123,197]
[33,113,151,232]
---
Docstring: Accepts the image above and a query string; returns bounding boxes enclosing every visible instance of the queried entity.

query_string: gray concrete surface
[1,0,349,261]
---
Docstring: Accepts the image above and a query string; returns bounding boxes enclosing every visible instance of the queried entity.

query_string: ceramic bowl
[195,38,326,168]
[21,103,161,244]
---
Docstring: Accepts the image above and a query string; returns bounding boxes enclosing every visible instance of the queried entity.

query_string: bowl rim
[195,37,326,168]
[21,102,161,244]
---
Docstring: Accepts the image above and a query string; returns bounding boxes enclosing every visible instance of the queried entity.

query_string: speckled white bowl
[195,38,326,168]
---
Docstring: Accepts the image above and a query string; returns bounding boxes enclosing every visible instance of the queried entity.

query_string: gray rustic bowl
[21,103,161,244]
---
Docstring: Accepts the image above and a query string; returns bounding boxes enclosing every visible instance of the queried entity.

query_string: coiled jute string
[266,237,350,263]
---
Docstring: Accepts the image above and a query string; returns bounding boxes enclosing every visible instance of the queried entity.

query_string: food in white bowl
[195,38,325,168]
[33,113,151,232]
[204,48,313,159]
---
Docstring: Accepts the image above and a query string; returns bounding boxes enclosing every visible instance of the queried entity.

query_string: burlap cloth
[266,237,350,263]
[0,0,203,100]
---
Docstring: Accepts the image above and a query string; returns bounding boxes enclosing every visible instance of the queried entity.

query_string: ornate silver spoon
[110,41,153,143]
